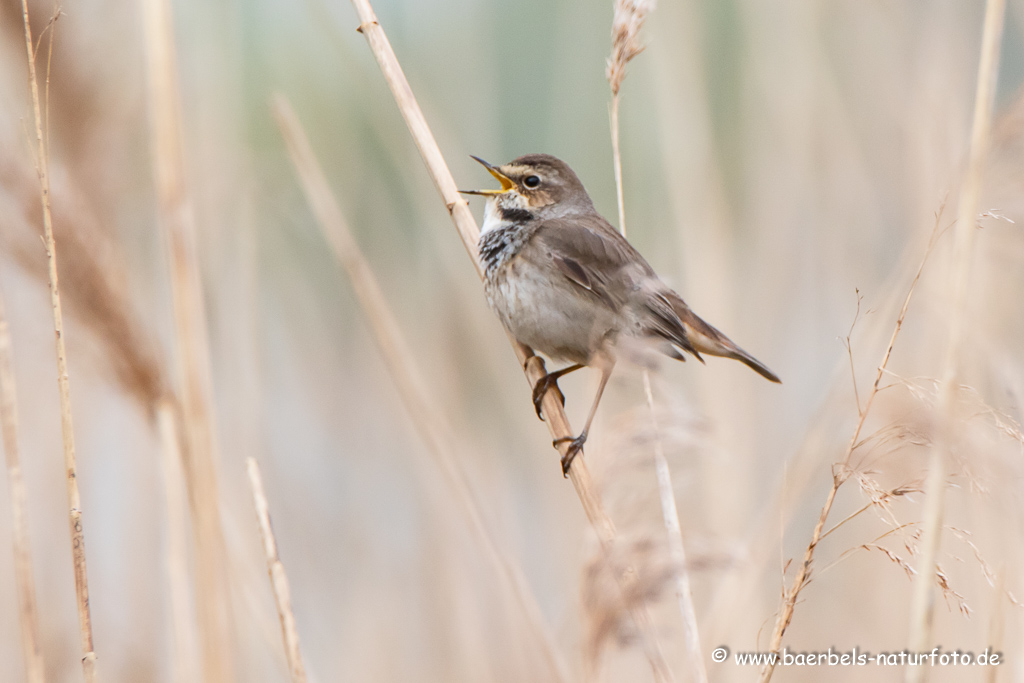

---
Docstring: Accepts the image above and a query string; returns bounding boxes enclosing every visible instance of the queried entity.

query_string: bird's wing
[528,216,780,381]
[531,214,651,308]
[530,216,701,359]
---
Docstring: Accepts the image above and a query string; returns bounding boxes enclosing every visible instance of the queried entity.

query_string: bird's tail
[668,294,781,383]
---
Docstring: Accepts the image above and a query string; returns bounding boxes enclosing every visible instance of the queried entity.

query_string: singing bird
[463,154,779,473]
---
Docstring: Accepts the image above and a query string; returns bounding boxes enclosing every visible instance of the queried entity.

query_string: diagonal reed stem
[346,1,673,679]
[905,1,1006,679]
[0,282,46,683]
[20,3,97,680]
[273,96,572,683]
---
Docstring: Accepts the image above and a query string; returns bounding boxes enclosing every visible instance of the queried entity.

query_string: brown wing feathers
[534,216,780,382]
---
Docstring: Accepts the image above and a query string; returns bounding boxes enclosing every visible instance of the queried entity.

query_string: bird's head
[461,153,594,221]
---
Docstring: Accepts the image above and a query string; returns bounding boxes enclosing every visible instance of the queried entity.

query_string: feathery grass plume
[273,96,572,683]
[0,163,168,411]
[18,3,98,679]
[581,537,675,674]
[758,211,943,683]
[607,0,655,99]
[347,1,674,679]
[906,0,1007,670]
[247,458,308,683]
[0,282,46,683]
[142,0,235,677]
[606,0,654,235]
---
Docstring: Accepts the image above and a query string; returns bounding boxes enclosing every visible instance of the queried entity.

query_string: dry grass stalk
[0,283,46,683]
[157,399,201,683]
[246,458,308,683]
[642,374,707,683]
[141,0,235,678]
[272,96,571,683]
[905,0,1007,674]
[605,2,702,675]
[758,214,943,683]
[346,1,673,679]
[19,3,98,679]
[606,0,654,234]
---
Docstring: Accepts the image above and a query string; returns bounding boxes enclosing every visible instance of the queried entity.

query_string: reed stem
[20,3,97,679]
[247,458,308,683]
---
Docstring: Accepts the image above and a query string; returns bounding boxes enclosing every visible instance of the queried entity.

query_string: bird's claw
[532,374,566,420]
[553,433,587,477]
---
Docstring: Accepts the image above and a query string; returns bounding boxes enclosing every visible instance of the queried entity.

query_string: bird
[461,153,779,474]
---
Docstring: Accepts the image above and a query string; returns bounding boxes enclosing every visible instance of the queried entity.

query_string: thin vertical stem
[610,95,627,234]
[607,6,690,679]
[20,3,97,679]
[643,373,707,683]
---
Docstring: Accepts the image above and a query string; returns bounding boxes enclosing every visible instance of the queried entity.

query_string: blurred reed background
[1,0,1023,681]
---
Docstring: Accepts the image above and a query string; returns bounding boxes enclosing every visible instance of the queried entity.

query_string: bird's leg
[531,363,584,419]
[553,358,614,476]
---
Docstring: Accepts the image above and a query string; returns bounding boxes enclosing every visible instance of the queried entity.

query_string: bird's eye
[523,175,541,189]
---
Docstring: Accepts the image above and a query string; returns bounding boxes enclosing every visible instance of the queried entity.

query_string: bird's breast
[478,220,532,277]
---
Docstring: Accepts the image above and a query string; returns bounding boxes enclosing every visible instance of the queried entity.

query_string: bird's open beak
[459,155,515,195]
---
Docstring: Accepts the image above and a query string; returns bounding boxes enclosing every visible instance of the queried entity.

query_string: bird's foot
[532,373,566,420]
[553,432,587,477]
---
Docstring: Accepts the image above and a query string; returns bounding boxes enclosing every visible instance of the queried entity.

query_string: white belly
[486,258,614,365]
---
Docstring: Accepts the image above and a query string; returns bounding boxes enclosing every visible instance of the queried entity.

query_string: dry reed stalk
[19,3,98,680]
[606,0,654,234]
[0,283,46,683]
[346,1,673,679]
[246,458,308,683]
[606,4,703,678]
[642,374,707,683]
[156,399,200,683]
[905,0,1006,675]
[141,0,235,679]
[272,96,571,683]
[757,216,943,683]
